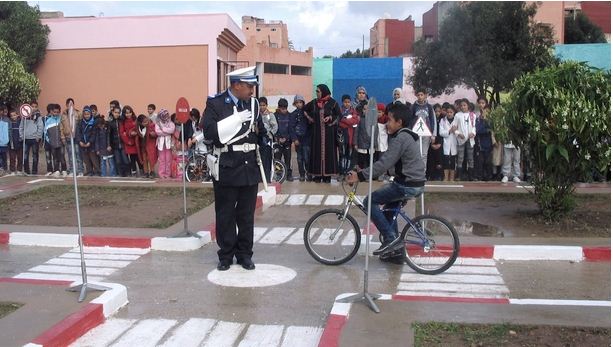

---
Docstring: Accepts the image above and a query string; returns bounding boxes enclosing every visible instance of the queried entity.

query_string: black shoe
[373,236,403,256]
[237,258,255,270]
[306,175,313,182]
[287,175,294,182]
[217,259,232,271]
[299,176,305,182]
[380,249,405,264]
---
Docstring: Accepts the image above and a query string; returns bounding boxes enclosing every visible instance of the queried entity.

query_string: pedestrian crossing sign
[412,117,432,137]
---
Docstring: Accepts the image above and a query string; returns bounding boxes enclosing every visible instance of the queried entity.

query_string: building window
[270,43,278,48]
[264,63,289,74]
[246,27,249,30]
[291,65,311,76]
[271,28,277,31]
[256,28,261,31]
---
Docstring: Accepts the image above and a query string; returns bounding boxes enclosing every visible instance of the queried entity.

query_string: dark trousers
[274,143,292,177]
[128,153,142,174]
[0,147,7,171]
[8,147,22,172]
[357,151,370,169]
[81,149,100,175]
[474,149,493,181]
[47,145,67,172]
[113,148,130,176]
[213,183,258,262]
[295,142,310,177]
[259,145,273,183]
[23,139,39,174]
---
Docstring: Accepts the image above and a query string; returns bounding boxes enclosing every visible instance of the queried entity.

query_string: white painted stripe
[323,195,345,206]
[29,265,117,276]
[305,194,325,205]
[285,194,307,205]
[109,180,156,184]
[397,282,510,294]
[509,299,611,307]
[253,227,269,243]
[402,258,497,267]
[516,185,534,189]
[396,291,509,299]
[275,193,289,205]
[10,233,77,247]
[13,272,104,283]
[111,319,177,347]
[46,258,131,268]
[330,301,352,316]
[425,184,464,188]
[159,318,216,347]
[89,282,128,318]
[60,253,141,261]
[27,178,64,184]
[400,273,505,285]
[313,228,338,245]
[340,230,358,246]
[0,190,4,192]
[493,245,583,261]
[379,294,393,300]
[238,324,284,347]
[284,228,305,245]
[70,247,149,255]
[71,319,137,347]
[258,227,295,244]
[281,326,323,347]
[433,266,500,275]
[201,321,246,347]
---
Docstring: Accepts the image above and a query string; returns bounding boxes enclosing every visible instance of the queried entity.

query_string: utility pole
[362,34,365,58]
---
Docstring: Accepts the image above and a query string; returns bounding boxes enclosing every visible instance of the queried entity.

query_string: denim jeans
[23,139,40,174]
[100,155,116,177]
[363,182,424,243]
[295,141,310,177]
[113,148,130,176]
[0,147,7,171]
[65,140,84,174]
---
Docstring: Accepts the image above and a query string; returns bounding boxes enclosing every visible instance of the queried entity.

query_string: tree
[411,2,557,105]
[339,48,369,58]
[0,40,40,107]
[0,2,49,71]
[490,62,610,220]
[564,12,607,44]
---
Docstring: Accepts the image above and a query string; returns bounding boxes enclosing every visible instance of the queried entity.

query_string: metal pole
[173,123,199,238]
[420,138,425,216]
[22,120,26,175]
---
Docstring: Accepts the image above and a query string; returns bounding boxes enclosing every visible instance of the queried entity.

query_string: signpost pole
[19,104,32,176]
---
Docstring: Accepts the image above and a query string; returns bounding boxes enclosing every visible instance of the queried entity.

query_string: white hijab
[392,88,406,104]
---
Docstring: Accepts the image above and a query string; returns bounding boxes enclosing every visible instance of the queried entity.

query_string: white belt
[220,143,257,153]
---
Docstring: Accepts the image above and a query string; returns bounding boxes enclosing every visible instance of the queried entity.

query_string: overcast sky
[30,1,435,57]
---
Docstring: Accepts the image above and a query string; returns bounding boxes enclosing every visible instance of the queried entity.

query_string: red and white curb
[1,278,128,347]
[319,292,611,347]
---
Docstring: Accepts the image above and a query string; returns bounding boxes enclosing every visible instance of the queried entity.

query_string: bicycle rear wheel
[272,159,286,184]
[402,214,459,275]
[303,209,361,265]
[185,154,208,182]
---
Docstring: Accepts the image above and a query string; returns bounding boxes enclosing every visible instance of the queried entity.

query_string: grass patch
[413,322,611,347]
[0,302,23,319]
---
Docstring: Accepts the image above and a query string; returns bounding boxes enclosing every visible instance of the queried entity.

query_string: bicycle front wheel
[272,159,286,184]
[402,215,459,275]
[303,209,361,265]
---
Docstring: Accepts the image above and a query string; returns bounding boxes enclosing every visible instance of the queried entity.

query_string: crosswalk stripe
[281,326,324,347]
[258,227,295,244]
[397,282,510,294]
[201,321,246,347]
[14,272,104,283]
[60,253,141,261]
[238,324,284,347]
[323,195,345,206]
[46,258,131,268]
[110,319,177,347]
[285,194,307,205]
[400,273,505,285]
[159,318,216,347]
[71,319,137,347]
[396,290,509,299]
[305,194,325,205]
[253,227,269,243]
[434,266,500,275]
[29,265,117,276]
[69,247,149,255]
[275,194,289,204]
[284,228,305,245]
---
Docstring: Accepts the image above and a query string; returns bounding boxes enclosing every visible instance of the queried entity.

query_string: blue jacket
[76,117,97,152]
[274,110,297,143]
[9,118,22,149]
[0,117,8,147]
[292,108,310,140]
[476,117,492,151]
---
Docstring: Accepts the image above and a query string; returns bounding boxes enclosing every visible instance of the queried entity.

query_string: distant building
[567,1,611,42]
[237,16,313,100]
[369,16,416,57]
[421,1,457,42]
[36,14,245,114]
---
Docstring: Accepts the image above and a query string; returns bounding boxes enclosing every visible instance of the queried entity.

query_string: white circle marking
[207,263,296,288]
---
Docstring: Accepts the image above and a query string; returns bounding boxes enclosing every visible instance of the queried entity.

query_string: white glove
[233,106,253,123]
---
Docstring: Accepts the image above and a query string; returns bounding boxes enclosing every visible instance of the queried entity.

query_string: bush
[498,61,610,220]
[0,40,40,107]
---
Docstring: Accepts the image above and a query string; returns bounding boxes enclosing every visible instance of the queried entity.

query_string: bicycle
[272,142,288,184]
[303,179,460,275]
[185,140,212,183]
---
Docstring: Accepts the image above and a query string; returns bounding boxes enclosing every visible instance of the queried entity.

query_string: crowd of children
[0,99,202,180]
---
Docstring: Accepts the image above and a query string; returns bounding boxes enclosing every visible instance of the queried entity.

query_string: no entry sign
[176,97,190,124]
[20,104,32,119]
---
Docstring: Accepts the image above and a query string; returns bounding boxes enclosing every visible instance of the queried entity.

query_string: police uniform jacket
[202,90,267,187]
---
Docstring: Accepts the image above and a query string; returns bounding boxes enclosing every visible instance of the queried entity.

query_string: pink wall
[530,1,565,44]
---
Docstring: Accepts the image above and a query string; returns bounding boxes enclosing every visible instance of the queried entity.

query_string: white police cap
[227,66,259,85]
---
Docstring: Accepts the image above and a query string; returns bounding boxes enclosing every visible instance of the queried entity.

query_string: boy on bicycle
[346,103,425,263]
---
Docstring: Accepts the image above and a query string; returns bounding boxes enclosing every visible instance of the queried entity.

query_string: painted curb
[319,292,612,347]
[151,231,212,251]
[0,277,127,347]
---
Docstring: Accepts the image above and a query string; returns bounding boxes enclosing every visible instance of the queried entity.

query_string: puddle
[452,220,504,237]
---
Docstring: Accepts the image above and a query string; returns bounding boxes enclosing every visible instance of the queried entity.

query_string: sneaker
[67,172,74,177]
[287,175,294,182]
[77,173,84,177]
[379,249,406,264]
[45,172,53,176]
[52,171,60,177]
[512,176,521,183]
[501,176,509,183]
[8,172,15,176]
[61,171,67,177]
[373,235,403,256]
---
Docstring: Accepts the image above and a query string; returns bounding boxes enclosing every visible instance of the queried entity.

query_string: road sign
[20,104,32,119]
[176,97,190,124]
[412,117,432,137]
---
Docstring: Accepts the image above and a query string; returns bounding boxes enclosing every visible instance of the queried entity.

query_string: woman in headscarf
[354,85,377,169]
[385,87,410,115]
[304,84,341,183]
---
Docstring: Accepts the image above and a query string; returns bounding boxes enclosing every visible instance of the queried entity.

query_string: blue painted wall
[332,58,403,104]
[554,43,611,71]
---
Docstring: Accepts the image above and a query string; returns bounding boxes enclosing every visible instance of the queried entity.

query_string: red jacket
[138,122,158,165]
[339,106,360,146]
[120,116,141,158]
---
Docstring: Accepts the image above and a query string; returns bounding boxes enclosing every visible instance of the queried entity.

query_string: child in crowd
[137,114,157,178]
[292,94,310,181]
[147,103,157,122]
[8,109,23,175]
[61,98,84,177]
[439,104,458,181]
[454,98,476,180]
[90,104,101,120]
[0,105,8,174]
[501,142,522,183]
[44,104,66,177]
[76,106,99,176]
[20,107,43,175]
[426,103,444,181]
[108,106,129,177]
[475,97,493,181]
[338,94,359,175]
[258,97,277,183]
[155,109,175,179]
[94,117,115,177]
[108,100,120,121]
[274,98,295,181]
[411,88,436,168]
[354,86,374,169]
[376,102,388,180]
[120,105,141,176]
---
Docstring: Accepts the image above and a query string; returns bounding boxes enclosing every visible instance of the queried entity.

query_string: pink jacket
[155,120,175,150]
